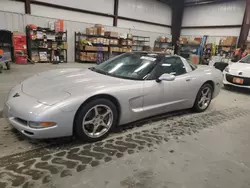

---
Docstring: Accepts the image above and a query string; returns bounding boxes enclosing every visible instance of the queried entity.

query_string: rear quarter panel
[188,66,222,103]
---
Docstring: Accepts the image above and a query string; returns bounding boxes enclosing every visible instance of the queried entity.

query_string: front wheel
[193,84,213,112]
[74,98,118,142]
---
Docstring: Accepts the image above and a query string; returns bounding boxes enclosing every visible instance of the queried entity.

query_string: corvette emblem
[13,93,20,98]
[238,72,243,76]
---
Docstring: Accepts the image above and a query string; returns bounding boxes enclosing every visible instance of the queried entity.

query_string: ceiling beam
[172,0,185,53]
[238,0,250,47]
[185,0,236,6]
[113,0,119,26]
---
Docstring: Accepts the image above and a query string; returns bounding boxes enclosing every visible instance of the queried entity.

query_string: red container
[15,56,27,64]
[12,32,27,64]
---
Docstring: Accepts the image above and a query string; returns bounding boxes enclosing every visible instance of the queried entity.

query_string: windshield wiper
[89,67,109,75]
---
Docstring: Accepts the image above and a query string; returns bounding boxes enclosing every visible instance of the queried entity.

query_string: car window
[239,55,250,63]
[188,61,197,70]
[150,57,187,79]
[92,53,159,80]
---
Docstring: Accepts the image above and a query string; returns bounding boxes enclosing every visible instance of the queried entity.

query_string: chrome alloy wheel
[198,86,212,110]
[82,105,113,138]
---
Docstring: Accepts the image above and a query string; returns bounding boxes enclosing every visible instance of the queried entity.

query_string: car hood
[228,62,250,76]
[21,68,126,105]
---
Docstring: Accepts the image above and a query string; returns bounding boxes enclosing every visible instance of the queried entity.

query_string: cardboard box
[101,47,108,52]
[93,27,97,35]
[85,46,97,51]
[86,28,94,35]
[127,34,133,39]
[159,36,165,42]
[127,40,132,46]
[110,39,119,45]
[110,47,120,52]
[222,47,231,52]
[103,38,109,45]
[143,46,151,51]
[226,36,237,46]
[179,37,188,44]
[221,36,237,46]
[96,24,105,36]
[120,39,126,45]
[188,40,200,45]
[190,55,200,65]
[63,42,68,49]
[105,31,118,38]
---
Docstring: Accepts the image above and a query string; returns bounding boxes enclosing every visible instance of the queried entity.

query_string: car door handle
[186,77,194,81]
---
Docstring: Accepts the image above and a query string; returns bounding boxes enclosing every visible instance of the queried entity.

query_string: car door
[142,56,194,116]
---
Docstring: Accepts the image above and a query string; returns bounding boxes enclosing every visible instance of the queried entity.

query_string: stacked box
[105,31,118,38]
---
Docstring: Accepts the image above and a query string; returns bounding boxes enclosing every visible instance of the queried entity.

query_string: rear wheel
[74,98,118,142]
[193,83,213,112]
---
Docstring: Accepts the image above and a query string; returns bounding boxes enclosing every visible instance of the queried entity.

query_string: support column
[238,0,250,47]
[113,0,119,26]
[25,0,31,14]
[171,0,185,53]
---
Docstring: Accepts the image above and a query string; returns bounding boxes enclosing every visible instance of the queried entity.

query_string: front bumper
[223,73,250,89]
[4,85,75,139]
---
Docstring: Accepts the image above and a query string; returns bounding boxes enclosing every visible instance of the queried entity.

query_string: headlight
[224,67,229,72]
[29,121,56,128]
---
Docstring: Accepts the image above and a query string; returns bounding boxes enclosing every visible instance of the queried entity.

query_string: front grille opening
[14,118,28,126]
[23,130,34,135]
[226,74,250,86]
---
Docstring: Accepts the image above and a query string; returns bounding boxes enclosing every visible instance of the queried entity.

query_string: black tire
[6,62,10,70]
[193,83,213,112]
[74,98,118,142]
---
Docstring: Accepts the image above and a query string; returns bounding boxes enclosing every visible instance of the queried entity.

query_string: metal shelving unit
[154,41,173,50]
[75,32,132,63]
[26,26,68,63]
[132,36,150,51]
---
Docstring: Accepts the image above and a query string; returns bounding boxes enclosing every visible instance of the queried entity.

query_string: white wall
[118,20,171,34]
[181,28,241,37]
[119,0,172,25]
[183,0,245,26]
[182,0,245,36]
[33,0,114,14]
[0,11,25,31]
[31,5,113,26]
[0,0,25,14]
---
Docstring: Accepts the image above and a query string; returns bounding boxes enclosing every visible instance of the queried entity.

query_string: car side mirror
[156,73,175,83]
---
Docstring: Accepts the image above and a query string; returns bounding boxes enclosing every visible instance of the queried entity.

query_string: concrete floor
[0,63,250,188]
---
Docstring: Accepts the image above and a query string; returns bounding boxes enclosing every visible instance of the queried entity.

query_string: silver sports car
[4,52,222,141]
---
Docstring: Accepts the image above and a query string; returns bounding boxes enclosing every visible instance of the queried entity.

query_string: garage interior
[1,0,250,188]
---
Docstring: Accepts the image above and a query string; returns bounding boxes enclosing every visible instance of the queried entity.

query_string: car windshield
[239,55,250,63]
[90,53,159,80]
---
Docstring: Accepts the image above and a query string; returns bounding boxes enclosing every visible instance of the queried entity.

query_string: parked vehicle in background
[4,52,223,142]
[223,54,250,89]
